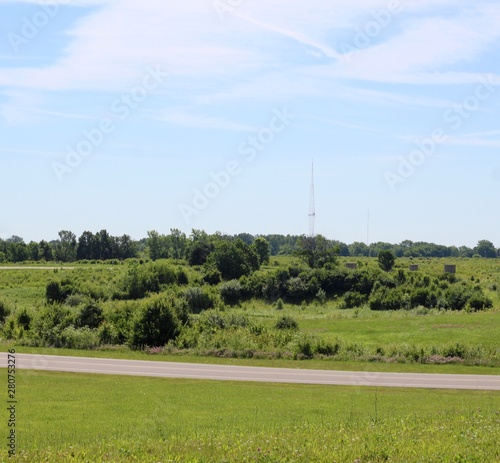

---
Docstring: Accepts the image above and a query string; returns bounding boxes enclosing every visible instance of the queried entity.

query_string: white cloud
[1,0,499,119]
[147,110,259,132]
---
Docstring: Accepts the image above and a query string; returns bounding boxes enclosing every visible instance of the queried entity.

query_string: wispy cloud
[0,146,59,159]
[147,110,259,133]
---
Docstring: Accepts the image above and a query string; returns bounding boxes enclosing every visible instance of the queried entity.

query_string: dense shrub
[98,321,121,345]
[60,327,100,350]
[444,284,470,311]
[342,291,367,309]
[46,279,75,304]
[369,287,404,311]
[202,267,222,285]
[130,297,181,348]
[275,315,299,331]
[16,308,31,330]
[32,304,74,347]
[75,301,104,329]
[466,292,493,311]
[410,287,439,308]
[0,299,11,324]
[285,277,310,302]
[121,261,179,299]
[183,286,215,313]
[176,268,189,285]
[219,279,243,305]
[101,301,138,344]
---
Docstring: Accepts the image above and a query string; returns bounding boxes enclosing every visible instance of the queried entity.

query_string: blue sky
[0,0,499,247]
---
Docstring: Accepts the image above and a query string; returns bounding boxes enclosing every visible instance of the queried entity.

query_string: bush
[76,301,104,329]
[202,267,222,285]
[0,299,11,324]
[315,288,327,305]
[467,292,493,311]
[16,308,31,330]
[369,287,403,311]
[444,285,470,311]
[65,294,86,307]
[342,291,367,309]
[295,335,313,359]
[46,279,75,304]
[130,297,181,349]
[98,322,121,345]
[285,277,310,302]
[183,286,215,313]
[176,268,189,285]
[60,326,100,350]
[219,279,243,305]
[32,304,74,347]
[154,262,177,285]
[275,315,299,331]
[378,250,395,272]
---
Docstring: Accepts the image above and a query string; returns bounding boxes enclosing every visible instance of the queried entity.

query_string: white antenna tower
[367,209,370,247]
[367,209,370,257]
[308,161,316,237]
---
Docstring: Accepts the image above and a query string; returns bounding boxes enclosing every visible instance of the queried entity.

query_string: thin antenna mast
[308,161,316,237]
[367,209,370,247]
[367,209,370,257]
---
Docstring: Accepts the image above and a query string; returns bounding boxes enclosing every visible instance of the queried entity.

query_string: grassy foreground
[5,369,500,462]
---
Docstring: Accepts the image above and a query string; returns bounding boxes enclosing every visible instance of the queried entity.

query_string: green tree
[349,241,369,257]
[54,230,77,262]
[295,235,338,269]
[27,241,40,261]
[206,238,260,280]
[117,234,137,259]
[187,230,214,265]
[77,231,95,260]
[6,236,28,262]
[167,228,187,259]
[39,240,54,261]
[378,250,395,272]
[253,237,270,265]
[474,240,497,258]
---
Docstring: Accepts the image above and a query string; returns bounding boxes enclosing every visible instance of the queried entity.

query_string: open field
[0,257,500,369]
[4,369,500,462]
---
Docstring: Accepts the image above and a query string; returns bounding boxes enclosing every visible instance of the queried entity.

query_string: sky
[0,0,499,248]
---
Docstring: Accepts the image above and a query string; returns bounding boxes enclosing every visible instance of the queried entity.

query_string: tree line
[0,229,498,263]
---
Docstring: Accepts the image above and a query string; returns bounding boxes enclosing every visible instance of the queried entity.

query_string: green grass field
[1,259,500,461]
[1,258,500,369]
[4,369,500,462]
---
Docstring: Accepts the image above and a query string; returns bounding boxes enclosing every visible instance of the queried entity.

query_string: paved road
[0,266,76,270]
[3,353,500,390]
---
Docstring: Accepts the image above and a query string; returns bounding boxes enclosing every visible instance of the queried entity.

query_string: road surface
[3,353,500,390]
[0,266,76,270]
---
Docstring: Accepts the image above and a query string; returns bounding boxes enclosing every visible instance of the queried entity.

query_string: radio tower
[308,161,316,237]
